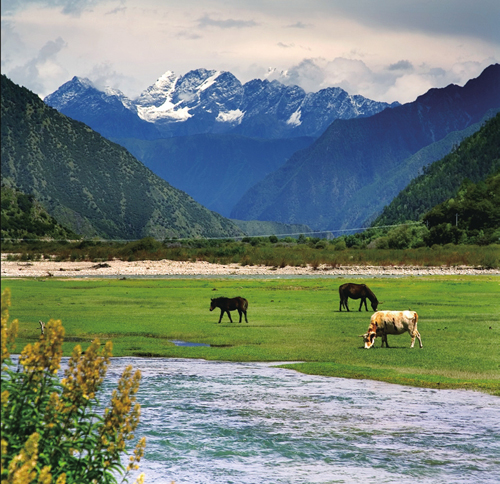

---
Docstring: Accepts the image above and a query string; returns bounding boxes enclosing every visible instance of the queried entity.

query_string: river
[98,357,500,484]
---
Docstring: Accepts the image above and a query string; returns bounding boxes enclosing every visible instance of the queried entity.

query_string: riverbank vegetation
[2,277,499,395]
[2,234,500,269]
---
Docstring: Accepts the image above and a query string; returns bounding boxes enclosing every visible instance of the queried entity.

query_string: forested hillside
[373,113,500,226]
[422,171,500,245]
[0,75,243,240]
[1,186,78,241]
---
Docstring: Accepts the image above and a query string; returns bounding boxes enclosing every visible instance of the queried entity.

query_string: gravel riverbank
[2,257,499,278]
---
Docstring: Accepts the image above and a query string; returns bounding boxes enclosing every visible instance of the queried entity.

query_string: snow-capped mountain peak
[44,68,399,138]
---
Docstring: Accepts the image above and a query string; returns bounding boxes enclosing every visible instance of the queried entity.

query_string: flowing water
[98,357,500,484]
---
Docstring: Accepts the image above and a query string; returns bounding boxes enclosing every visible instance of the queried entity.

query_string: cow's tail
[413,312,418,327]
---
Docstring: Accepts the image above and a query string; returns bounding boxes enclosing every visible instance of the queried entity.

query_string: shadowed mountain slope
[1,75,243,240]
[230,64,500,231]
[373,112,500,227]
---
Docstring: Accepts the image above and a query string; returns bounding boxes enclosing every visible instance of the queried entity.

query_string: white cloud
[7,37,68,95]
[266,56,497,104]
[1,0,498,102]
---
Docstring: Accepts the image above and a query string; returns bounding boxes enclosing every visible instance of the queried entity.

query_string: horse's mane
[365,286,378,301]
[211,296,230,302]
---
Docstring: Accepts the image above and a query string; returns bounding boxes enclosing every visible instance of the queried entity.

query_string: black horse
[210,297,249,323]
[339,283,379,312]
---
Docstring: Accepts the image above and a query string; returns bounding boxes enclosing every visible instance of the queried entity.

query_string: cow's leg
[381,333,389,347]
[411,330,423,348]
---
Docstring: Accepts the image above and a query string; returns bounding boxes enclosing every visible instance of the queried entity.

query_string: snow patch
[216,109,244,124]
[199,71,221,91]
[286,110,302,127]
[137,102,192,122]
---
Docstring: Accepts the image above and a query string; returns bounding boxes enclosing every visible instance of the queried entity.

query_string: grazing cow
[339,283,379,312]
[210,297,249,323]
[360,310,422,349]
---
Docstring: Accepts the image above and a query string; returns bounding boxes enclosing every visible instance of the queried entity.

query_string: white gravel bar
[2,257,498,278]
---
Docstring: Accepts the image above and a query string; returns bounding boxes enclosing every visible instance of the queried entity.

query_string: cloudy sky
[2,0,499,103]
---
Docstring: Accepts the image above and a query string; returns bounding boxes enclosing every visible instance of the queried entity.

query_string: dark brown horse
[339,283,379,312]
[210,297,249,323]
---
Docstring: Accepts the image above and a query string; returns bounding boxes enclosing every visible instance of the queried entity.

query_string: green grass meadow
[2,276,499,395]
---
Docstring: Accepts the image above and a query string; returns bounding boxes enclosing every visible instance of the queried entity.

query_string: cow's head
[359,331,377,349]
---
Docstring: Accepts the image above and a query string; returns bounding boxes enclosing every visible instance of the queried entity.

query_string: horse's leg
[244,309,248,323]
[227,310,233,323]
[238,310,242,323]
[359,298,368,311]
[346,298,350,312]
[218,309,224,323]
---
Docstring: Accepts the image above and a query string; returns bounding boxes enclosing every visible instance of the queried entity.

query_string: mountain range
[13,63,500,240]
[44,70,397,218]
[231,64,500,230]
[43,65,500,231]
[45,69,397,140]
[1,75,243,240]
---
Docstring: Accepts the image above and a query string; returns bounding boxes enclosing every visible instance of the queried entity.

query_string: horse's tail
[242,297,249,310]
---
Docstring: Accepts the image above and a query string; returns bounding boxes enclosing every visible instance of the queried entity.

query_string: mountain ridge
[44,68,397,140]
[373,112,500,228]
[230,64,500,230]
[1,75,244,240]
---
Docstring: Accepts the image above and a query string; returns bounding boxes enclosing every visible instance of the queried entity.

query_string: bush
[1,289,146,484]
[332,239,347,251]
[425,223,466,246]
[314,240,328,249]
[125,237,162,254]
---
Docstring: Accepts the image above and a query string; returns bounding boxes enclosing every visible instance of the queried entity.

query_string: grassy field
[2,275,499,395]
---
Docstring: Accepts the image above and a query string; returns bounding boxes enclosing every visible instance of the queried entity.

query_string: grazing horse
[339,283,379,312]
[210,297,249,323]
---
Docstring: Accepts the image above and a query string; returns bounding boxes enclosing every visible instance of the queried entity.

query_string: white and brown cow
[360,310,422,349]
